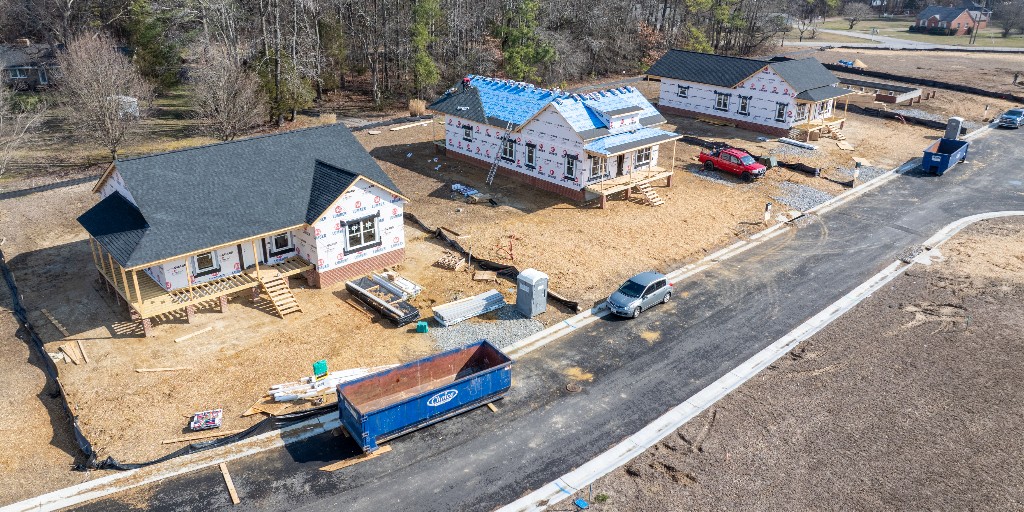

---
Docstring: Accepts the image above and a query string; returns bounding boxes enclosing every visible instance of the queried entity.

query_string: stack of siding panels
[433,290,506,327]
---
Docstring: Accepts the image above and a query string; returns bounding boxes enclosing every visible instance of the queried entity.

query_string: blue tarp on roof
[584,127,681,156]
[467,75,556,127]
[582,88,661,120]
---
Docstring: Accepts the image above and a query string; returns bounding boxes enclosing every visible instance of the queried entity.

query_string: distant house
[646,50,853,138]
[78,124,409,336]
[914,6,984,35]
[0,39,56,90]
[960,0,990,24]
[429,75,682,208]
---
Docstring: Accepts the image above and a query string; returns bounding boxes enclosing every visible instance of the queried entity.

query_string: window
[37,68,47,84]
[794,104,808,122]
[565,155,577,179]
[635,147,652,166]
[589,155,608,181]
[8,68,27,79]
[676,85,689,98]
[888,90,895,96]
[192,251,220,277]
[775,102,787,122]
[737,95,750,115]
[463,125,473,142]
[501,138,515,161]
[345,215,380,254]
[715,92,730,111]
[525,143,536,168]
[268,232,294,257]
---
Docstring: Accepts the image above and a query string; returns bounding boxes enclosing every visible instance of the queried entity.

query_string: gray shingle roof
[917,6,969,22]
[77,192,148,266]
[645,50,767,88]
[646,51,839,94]
[78,123,402,269]
[795,85,852,102]
[838,77,918,94]
[0,43,55,68]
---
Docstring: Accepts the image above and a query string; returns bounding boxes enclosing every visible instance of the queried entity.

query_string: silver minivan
[606,271,672,318]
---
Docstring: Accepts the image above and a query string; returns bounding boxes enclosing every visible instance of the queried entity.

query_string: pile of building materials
[190,409,223,431]
[435,251,466,271]
[452,183,490,204]
[346,274,422,326]
[433,289,506,327]
[268,365,397,402]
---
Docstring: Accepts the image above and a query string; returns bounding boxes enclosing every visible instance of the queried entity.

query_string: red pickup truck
[698,147,767,182]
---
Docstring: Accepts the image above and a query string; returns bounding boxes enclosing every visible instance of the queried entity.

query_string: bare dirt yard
[0,77,952,485]
[798,48,1024,96]
[577,216,1024,510]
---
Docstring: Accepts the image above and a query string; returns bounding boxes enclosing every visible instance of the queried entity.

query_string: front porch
[583,166,675,208]
[792,93,853,142]
[90,235,313,332]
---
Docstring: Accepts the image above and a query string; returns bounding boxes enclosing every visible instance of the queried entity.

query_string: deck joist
[584,167,674,198]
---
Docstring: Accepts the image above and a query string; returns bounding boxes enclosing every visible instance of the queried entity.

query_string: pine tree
[497,0,556,83]
[411,0,441,98]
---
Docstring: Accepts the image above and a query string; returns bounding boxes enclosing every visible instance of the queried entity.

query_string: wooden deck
[98,256,314,318]
[583,166,674,197]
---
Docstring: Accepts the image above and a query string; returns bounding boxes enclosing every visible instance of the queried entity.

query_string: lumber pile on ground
[432,290,506,327]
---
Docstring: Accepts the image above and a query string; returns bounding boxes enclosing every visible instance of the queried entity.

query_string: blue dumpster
[337,340,512,453]
[922,138,969,176]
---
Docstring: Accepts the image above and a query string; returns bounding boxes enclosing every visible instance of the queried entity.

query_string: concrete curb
[498,210,1024,512]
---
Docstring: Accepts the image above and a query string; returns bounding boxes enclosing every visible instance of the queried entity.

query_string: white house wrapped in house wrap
[78,124,409,336]
[429,75,683,208]
[646,51,853,140]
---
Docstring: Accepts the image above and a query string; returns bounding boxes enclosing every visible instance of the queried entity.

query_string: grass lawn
[794,31,876,44]
[820,17,1024,48]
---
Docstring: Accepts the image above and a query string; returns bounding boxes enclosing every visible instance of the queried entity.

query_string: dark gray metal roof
[645,50,767,88]
[838,77,919,94]
[917,6,969,22]
[78,123,403,269]
[77,192,148,266]
[576,113,667,141]
[647,51,838,94]
[602,105,645,117]
[795,86,853,102]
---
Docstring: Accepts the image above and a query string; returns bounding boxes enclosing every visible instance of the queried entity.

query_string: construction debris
[58,345,80,365]
[389,119,431,131]
[836,141,855,151]
[76,339,90,364]
[778,138,818,151]
[319,445,392,472]
[190,409,223,431]
[433,289,507,327]
[268,365,396,402]
[346,275,421,325]
[135,367,192,373]
[435,251,466,271]
[41,309,70,337]
[372,272,422,298]
[220,463,241,505]
[473,270,498,282]
[175,326,213,343]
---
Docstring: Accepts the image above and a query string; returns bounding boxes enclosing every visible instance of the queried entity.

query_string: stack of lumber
[268,365,396,402]
[432,290,506,327]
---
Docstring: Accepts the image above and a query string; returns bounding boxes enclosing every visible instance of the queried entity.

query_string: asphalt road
[74,128,1024,511]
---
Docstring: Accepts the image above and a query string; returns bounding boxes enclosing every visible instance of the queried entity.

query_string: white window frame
[37,67,47,84]
[794,104,808,122]
[8,67,28,79]
[565,155,577,179]
[589,155,608,181]
[775,102,788,122]
[463,125,473,142]
[738,95,750,115]
[268,232,294,257]
[715,93,730,111]
[525,144,536,168]
[635,147,652,167]
[192,250,220,277]
[501,138,515,161]
[676,85,689,98]
[345,215,380,253]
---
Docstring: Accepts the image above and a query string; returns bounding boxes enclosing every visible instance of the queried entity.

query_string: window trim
[676,85,689,98]
[501,138,516,162]
[525,143,536,168]
[564,154,578,179]
[192,250,221,278]
[715,92,730,111]
[589,155,608,181]
[37,67,47,84]
[775,102,788,122]
[635,147,653,167]
[737,95,751,116]
[462,125,473,142]
[268,232,294,258]
[8,67,28,79]
[343,213,383,255]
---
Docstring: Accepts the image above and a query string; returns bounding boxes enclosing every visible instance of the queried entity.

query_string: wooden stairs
[634,182,664,207]
[822,125,847,141]
[260,274,302,318]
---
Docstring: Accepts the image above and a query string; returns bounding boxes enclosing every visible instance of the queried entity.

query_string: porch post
[119,264,131,303]
[844,97,849,115]
[107,253,121,305]
[671,140,677,175]
[132,270,143,311]
[87,237,100,270]
[251,240,260,280]
[184,257,194,301]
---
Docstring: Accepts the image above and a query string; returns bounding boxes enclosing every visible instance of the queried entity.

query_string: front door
[617,155,625,177]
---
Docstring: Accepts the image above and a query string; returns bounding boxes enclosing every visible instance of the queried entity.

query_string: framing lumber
[87,237,100,271]
[162,429,246,445]
[132,270,142,309]
[487,402,499,413]
[174,326,213,343]
[77,339,90,364]
[389,119,431,131]
[345,299,374,319]
[58,345,79,365]
[119,264,131,303]
[251,240,260,280]
[219,463,241,505]
[134,367,192,373]
[185,257,194,300]
[41,309,70,337]
[319,445,392,472]
[106,253,119,295]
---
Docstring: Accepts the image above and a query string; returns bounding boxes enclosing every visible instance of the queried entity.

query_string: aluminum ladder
[486,121,514,185]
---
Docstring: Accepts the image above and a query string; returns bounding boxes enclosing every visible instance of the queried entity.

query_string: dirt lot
[794,48,1024,96]
[0,78,950,478]
[579,216,1024,510]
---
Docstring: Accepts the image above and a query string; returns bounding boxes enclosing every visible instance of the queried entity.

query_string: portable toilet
[516,269,548,318]
[945,117,965,140]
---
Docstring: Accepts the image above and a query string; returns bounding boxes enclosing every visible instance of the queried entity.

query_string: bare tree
[843,2,875,29]
[996,0,1024,37]
[0,86,44,177]
[56,33,154,160]
[793,17,819,41]
[189,45,267,140]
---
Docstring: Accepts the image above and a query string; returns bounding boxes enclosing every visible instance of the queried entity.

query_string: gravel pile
[834,165,889,182]
[769,144,815,158]
[686,166,739,187]
[430,305,543,351]
[771,181,835,211]
[891,108,980,130]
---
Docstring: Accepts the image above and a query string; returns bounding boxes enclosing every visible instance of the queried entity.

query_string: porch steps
[634,183,664,207]
[260,274,302,318]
